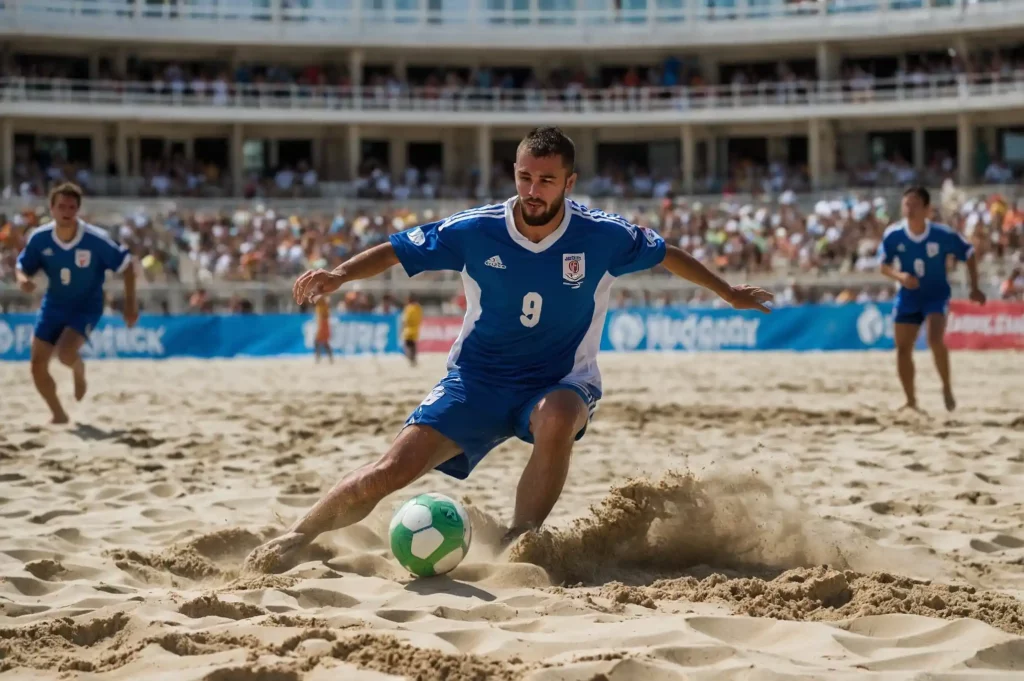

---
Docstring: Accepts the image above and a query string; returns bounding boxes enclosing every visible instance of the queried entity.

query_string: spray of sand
[508,467,945,586]
[504,468,1024,635]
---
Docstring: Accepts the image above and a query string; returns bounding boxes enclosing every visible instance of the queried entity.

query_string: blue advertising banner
[0,313,400,361]
[601,303,927,352]
[0,303,924,361]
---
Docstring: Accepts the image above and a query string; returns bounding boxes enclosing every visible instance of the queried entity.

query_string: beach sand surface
[1,351,1023,680]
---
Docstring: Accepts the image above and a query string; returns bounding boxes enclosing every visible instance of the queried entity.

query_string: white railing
[3,72,1023,121]
[0,0,1012,26]
[2,0,1022,48]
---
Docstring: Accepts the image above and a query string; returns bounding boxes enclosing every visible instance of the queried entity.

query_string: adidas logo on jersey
[485,255,506,269]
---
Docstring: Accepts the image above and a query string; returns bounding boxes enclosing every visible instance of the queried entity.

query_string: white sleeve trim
[115,252,132,274]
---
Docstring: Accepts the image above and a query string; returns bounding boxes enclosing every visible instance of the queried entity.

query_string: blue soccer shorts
[34,308,102,345]
[404,370,600,480]
[893,297,950,326]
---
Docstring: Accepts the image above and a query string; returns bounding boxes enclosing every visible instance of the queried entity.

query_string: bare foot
[50,410,70,425]
[242,531,309,574]
[498,526,529,553]
[943,387,956,412]
[897,402,919,412]
[73,361,87,401]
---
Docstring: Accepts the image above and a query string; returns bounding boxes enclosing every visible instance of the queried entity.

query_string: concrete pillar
[767,136,787,164]
[441,127,457,185]
[477,125,492,198]
[130,136,141,175]
[700,57,719,86]
[92,127,109,174]
[88,54,100,80]
[821,120,836,180]
[184,137,195,163]
[347,124,361,180]
[704,130,718,180]
[231,123,244,196]
[681,124,695,195]
[575,128,595,179]
[393,56,407,82]
[912,125,925,171]
[809,119,821,189]
[957,113,973,185]
[816,43,839,80]
[114,48,128,79]
[983,126,997,161]
[268,139,279,170]
[389,137,407,176]
[115,122,128,181]
[953,36,970,62]
[1,118,12,191]
[350,49,364,87]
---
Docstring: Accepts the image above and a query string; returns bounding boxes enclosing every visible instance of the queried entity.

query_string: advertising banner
[946,300,1024,350]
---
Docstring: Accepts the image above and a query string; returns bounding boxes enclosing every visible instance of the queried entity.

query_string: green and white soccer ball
[389,492,471,578]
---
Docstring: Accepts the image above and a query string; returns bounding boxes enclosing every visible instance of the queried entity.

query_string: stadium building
[1,0,1023,200]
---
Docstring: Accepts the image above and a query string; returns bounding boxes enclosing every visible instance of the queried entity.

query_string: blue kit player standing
[878,186,986,412]
[244,127,774,571]
[15,183,138,424]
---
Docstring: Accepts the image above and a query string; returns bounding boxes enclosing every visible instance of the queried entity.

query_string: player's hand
[899,273,920,290]
[293,268,344,304]
[725,285,774,313]
[969,288,987,305]
[122,302,139,328]
[18,279,35,294]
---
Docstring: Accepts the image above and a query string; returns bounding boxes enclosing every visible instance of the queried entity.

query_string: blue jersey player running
[878,186,986,412]
[244,127,774,571]
[15,183,138,424]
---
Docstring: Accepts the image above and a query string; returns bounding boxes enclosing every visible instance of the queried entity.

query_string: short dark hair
[49,182,83,208]
[902,185,930,206]
[517,126,575,173]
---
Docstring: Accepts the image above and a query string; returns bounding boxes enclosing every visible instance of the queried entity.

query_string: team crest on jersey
[75,249,91,268]
[642,228,659,247]
[926,242,939,258]
[408,227,426,246]
[563,253,585,288]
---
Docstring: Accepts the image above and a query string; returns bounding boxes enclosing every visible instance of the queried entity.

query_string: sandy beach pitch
[1,351,1022,680]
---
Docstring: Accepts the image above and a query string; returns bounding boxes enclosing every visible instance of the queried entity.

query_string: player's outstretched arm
[293,242,400,304]
[661,245,773,313]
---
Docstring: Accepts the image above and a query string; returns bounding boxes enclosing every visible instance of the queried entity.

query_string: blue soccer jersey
[879,220,973,311]
[17,220,131,317]
[389,198,666,395]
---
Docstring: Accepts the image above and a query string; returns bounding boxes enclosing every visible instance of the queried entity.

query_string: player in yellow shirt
[401,294,423,367]
[313,295,333,364]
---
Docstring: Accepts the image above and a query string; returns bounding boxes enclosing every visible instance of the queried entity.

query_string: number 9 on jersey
[520,292,542,328]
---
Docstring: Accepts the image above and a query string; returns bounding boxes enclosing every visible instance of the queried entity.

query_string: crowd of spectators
[2,181,1020,314]
[4,45,1022,204]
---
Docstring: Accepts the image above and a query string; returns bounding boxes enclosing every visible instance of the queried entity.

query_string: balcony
[2,72,1023,126]
[1,0,1022,50]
